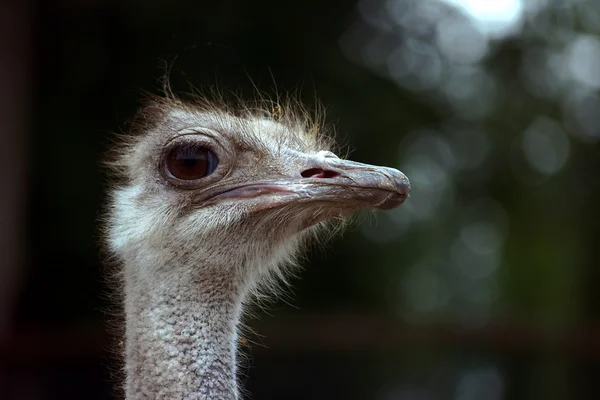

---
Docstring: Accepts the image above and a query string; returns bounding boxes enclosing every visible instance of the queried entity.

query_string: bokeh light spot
[523,117,570,175]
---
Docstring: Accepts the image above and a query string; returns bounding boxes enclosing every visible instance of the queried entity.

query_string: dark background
[1,0,600,399]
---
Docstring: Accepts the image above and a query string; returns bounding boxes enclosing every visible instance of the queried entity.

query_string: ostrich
[104,94,410,399]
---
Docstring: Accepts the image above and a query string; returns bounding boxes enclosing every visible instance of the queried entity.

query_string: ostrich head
[107,96,409,288]
[105,95,410,399]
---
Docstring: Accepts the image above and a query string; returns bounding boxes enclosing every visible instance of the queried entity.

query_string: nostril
[301,168,340,179]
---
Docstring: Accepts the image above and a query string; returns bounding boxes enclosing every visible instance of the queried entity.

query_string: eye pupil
[183,158,197,168]
[166,146,218,180]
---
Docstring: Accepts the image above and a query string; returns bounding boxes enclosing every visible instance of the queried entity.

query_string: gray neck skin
[123,263,245,400]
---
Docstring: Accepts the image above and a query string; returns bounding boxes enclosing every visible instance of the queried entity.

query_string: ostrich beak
[293,156,411,210]
[210,154,410,212]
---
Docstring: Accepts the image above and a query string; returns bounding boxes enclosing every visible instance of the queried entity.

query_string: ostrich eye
[166,145,219,180]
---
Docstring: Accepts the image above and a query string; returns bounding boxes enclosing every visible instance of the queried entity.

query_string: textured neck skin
[123,261,246,400]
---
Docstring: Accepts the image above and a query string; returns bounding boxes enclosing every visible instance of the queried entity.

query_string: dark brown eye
[166,145,219,180]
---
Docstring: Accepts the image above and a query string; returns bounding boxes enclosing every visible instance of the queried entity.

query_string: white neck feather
[123,259,247,399]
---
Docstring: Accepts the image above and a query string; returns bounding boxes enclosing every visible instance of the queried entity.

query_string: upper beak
[210,153,410,211]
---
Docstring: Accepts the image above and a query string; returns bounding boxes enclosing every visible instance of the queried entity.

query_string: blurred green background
[1,0,600,399]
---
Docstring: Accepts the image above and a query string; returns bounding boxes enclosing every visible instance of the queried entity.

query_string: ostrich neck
[123,260,246,400]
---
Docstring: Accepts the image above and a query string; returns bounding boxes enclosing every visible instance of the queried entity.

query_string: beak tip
[398,176,411,196]
[391,170,411,196]
[376,170,410,210]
